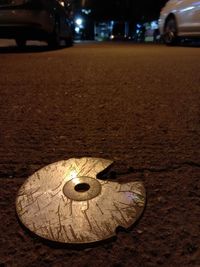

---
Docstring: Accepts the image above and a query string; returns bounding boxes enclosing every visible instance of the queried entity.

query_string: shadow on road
[0,45,68,53]
[178,39,200,48]
[0,40,199,53]
[180,43,200,48]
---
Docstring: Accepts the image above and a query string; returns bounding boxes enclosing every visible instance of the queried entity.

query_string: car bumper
[0,9,54,39]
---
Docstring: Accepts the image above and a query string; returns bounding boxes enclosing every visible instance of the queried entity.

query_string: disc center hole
[74,183,90,192]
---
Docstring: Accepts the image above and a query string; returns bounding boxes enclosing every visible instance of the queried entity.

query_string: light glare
[76,18,83,26]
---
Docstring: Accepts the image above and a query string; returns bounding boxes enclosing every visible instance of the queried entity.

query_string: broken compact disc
[16,157,146,244]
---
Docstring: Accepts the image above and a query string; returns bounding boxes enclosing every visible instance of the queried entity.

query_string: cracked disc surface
[16,157,146,244]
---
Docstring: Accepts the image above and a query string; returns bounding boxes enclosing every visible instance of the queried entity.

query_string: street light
[75,18,83,26]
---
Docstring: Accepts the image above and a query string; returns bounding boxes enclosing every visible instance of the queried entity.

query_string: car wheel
[15,38,26,48]
[48,22,60,49]
[163,17,178,45]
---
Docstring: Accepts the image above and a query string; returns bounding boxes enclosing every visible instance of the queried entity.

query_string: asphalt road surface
[0,41,200,267]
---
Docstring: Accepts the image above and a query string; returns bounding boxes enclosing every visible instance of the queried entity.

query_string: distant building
[94,21,130,41]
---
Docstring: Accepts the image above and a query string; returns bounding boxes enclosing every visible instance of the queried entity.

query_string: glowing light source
[81,8,91,15]
[75,18,83,26]
[75,26,80,33]
[59,0,65,7]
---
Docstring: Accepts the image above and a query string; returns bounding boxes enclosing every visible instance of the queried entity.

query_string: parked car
[0,0,73,48]
[159,0,200,45]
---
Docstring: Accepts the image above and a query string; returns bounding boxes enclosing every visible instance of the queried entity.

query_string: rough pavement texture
[0,42,200,267]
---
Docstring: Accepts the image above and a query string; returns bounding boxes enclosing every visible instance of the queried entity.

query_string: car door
[177,0,200,34]
[189,0,200,33]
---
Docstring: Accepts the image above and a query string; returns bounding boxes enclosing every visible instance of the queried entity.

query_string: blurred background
[71,0,168,42]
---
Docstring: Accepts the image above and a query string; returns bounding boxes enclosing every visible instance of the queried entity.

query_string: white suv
[0,0,73,48]
[159,0,200,45]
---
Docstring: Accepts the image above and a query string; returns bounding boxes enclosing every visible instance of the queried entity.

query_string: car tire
[48,22,60,49]
[15,38,26,48]
[163,17,178,46]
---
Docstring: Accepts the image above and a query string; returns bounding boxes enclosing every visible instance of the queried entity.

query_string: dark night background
[73,0,168,21]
